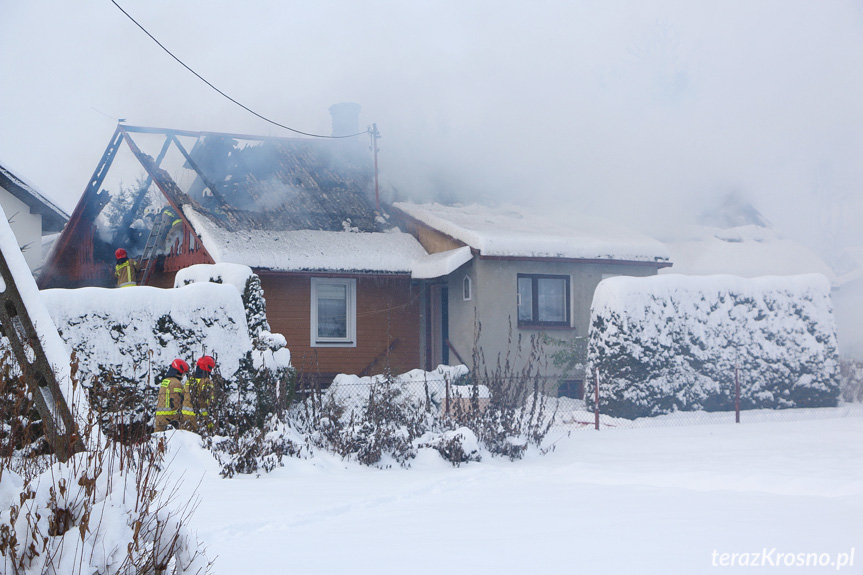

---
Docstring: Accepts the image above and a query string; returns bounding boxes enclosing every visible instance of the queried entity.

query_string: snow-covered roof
[659,224,837,284]
[186,207,442,275]
[393,202,670,263]
[0,159,69,232]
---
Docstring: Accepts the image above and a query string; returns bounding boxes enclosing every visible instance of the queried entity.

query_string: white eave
[411,246,473,279]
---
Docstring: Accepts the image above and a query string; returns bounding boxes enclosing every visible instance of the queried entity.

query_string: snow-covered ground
[161,407,863,574]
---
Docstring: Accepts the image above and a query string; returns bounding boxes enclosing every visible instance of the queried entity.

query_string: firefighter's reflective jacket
[155,370,185,432]
[115,257,139,288]
[162,208,184,253]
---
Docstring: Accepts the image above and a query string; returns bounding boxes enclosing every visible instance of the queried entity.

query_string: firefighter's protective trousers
[182,376,213,432]
[155,375,185,432]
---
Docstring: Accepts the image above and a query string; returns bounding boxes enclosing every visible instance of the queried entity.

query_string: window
[517,274,570,326]
[310,278,356,346]
[463,276,472,301]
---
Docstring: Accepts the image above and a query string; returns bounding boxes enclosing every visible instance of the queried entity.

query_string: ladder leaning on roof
[0,235,85,462]
[137,208,172,286]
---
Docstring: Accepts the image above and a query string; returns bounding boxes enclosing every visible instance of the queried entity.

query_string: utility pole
[370,123,381,212]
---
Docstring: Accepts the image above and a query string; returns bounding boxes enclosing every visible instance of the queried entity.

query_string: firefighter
[182,355,216,433]
[114,248,139,287]
[155,358,190,432]
[161,207,184,255]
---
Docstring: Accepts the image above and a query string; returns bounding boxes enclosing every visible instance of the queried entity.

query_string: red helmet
[171,359,190,374]
[115,248,127,259]
[196,355,215,373]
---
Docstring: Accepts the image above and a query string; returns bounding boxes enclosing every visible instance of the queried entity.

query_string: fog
[2,1,862,259]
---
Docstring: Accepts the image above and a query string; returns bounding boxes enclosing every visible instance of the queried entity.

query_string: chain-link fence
[314,371,863,433]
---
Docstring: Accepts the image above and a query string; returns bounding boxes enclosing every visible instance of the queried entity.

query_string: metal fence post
[594,367,600,431]
[735,363,740,424]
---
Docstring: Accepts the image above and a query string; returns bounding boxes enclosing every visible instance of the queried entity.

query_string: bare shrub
[452,317,558,459]
[0,353,212,574]
[292,370,428,468]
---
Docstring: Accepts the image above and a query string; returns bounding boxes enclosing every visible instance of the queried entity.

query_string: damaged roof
[176,131,381,233]
[41,125,436,285]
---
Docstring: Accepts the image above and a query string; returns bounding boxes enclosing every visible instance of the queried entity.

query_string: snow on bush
[211,365,517,473]
[289,365,472,468]
[0,433,212,574]
[173,264,292,431]
[587,274,840,419]
[175,263,270,339]
[324,365,474,418]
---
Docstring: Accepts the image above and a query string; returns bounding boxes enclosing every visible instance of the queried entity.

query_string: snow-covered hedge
[41,265,291,435]
[587,274,840,419]
[175,263,270,339]
[43,283,251,379]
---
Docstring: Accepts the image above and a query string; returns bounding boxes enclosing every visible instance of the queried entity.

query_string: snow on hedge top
[185,207,430,274]
[592,272,835,318]
[174,262,254,292]
[42,283,252,379]
[659,224,836,283]
[394,202,670,262]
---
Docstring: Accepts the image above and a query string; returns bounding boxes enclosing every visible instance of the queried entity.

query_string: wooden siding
[147,267,176,289]
[391,208,465,255]
[259,273,421,383]
[414,225,465,254]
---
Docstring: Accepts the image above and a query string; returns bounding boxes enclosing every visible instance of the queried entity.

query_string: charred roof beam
[168,134,228,206]
[112,132,173,249]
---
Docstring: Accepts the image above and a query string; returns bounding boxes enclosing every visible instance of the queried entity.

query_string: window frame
[516,273,571,328]
[310,277,357,347]
[463,275,472,301]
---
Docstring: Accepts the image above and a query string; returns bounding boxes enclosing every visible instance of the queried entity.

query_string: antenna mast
[370,123,381,212]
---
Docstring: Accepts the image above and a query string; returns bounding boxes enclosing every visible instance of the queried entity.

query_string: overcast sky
[2,1,862,258]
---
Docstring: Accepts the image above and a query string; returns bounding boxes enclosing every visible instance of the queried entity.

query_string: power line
[109,0,367,139]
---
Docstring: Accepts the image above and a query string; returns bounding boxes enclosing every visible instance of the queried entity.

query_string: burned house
[40,117,672,391]
[37,119,456,382]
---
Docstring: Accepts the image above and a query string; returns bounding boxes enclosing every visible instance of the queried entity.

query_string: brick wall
[259,273,421,383]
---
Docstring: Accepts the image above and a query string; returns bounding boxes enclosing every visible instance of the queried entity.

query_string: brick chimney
[329,102,362,137]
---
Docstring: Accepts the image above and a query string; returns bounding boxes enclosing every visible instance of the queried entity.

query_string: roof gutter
[477,253,673,268]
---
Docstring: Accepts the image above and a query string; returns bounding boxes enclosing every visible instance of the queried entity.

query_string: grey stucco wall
[445,257,659,382]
